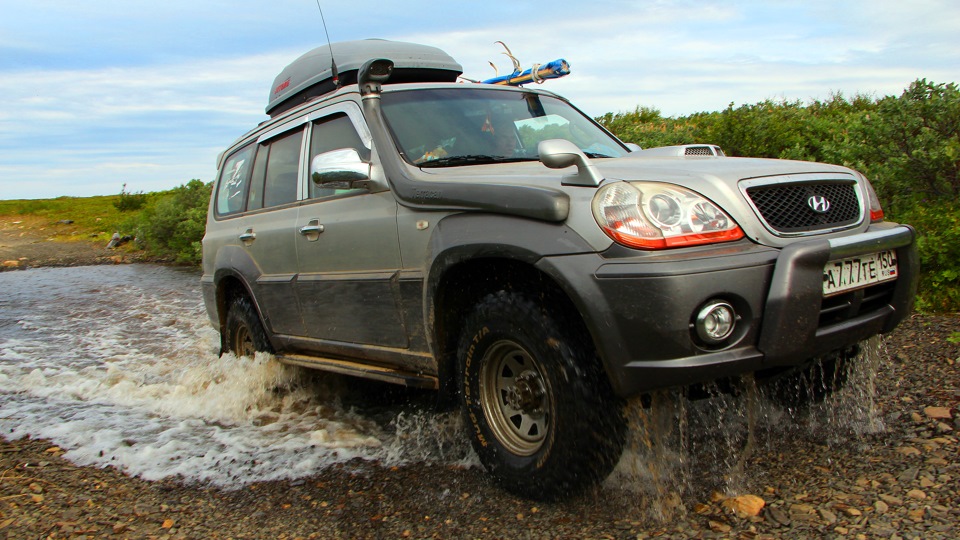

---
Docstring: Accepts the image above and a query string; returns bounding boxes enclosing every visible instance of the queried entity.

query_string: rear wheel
[458,290,625,500]
[224,294,272,358]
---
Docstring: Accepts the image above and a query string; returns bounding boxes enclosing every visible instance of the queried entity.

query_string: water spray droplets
[0,266,475,488]
[606,336,888,520]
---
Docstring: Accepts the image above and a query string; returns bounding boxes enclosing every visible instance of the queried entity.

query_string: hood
[597,153,854,184]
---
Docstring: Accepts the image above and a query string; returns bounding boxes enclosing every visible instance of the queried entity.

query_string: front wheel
[458,290,625,500]
[223,294,273,358]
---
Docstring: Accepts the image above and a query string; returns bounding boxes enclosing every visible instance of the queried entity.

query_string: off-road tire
[458,290,626,500]
[224,294,273,358]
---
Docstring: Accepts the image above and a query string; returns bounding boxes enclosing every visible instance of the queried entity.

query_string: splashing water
[605,336,888,518]
[804,336,887,437]
[606,390,689,521]
[0,265,472,487]
[0,265,889,500]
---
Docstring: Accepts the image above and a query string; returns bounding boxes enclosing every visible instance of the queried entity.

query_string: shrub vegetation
[113,183,148,212]
[121,179,211,265]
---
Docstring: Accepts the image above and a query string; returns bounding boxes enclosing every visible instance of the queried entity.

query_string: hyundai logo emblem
[807,195,831,213]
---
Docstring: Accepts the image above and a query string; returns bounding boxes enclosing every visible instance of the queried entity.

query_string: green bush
[124,179,211,264]
[840,80,960,215]
[896,199,960,312]
[113,183,148,212]
[596,106,708,149]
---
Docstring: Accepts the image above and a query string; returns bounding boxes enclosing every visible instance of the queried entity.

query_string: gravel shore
[0,312,956,539]
[0,216,146,270]
[2,217,958,538]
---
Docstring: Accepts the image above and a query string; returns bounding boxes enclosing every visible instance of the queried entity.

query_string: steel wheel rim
[479,340,549,456]
[233,324,256,358]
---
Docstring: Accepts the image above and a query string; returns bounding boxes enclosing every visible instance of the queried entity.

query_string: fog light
[695,301,736,344]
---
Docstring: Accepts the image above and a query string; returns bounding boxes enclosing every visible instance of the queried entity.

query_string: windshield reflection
[380,88,628,167]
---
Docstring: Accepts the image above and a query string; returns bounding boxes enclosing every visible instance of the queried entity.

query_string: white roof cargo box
[266,39,463,117]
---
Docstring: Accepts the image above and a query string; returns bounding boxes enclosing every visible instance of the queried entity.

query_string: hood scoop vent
[631,144,725,157]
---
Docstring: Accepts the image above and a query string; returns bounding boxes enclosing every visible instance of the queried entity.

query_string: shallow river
[0,265,471,487]
[0,264,883,495]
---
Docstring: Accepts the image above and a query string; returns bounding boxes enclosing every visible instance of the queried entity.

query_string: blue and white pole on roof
[480,41,570,86]
[482,59,571,86]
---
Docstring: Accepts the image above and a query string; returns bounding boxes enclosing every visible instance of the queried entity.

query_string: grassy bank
[0,180,212,265]
[0,194,130,246]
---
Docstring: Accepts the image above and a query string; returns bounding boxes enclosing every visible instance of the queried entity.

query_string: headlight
[591,182,744,249]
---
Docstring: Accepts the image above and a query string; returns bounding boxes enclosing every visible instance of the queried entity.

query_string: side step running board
[276,353,439,390]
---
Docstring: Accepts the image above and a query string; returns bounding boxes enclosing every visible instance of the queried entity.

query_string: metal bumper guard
[545,225,918,396]
[759,224,918,365]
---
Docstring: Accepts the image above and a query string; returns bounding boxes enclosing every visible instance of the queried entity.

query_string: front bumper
[536,224,918,397]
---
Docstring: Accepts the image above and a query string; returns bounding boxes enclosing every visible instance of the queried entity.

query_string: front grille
[745,181,861,234]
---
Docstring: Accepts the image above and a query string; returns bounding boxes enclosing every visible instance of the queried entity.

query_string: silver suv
[202,40,917,499]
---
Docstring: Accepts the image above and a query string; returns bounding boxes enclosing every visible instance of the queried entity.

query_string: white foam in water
[0,265,472,487]
[3,265,885,496]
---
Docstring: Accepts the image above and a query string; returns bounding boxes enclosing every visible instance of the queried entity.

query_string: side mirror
[538,139,603,187]
[310,148,372,188]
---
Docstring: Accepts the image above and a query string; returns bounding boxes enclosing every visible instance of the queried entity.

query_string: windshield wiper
[583,151,616,159]
[418,155,535,168]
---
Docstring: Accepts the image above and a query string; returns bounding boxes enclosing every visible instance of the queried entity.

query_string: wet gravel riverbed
[0,311,956,539]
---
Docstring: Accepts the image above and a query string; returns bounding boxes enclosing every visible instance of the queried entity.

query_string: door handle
[298,224,325,235]
[299,220,324,241]
[238,229,256,243]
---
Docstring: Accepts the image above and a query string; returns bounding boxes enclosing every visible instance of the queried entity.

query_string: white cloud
[0,53,288,122]
[404,1,957,116]
[0,0,958,199]
[0,51,298,198]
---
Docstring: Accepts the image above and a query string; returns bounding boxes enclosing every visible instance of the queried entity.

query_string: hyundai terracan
[201,40,918,499]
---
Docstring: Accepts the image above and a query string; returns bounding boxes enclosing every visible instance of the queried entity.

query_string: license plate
[823,250,898,296]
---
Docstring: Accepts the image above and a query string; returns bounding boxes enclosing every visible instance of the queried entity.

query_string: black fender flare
[209,245,280,351]
[423,212,596,308]
[421,212,598,400]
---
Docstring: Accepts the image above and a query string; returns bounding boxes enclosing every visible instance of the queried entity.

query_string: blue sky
[1,0,957,200]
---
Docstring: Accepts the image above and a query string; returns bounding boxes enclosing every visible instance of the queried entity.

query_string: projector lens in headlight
[591,182,743,249]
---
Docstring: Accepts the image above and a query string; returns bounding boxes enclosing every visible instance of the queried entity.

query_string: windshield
[380,87,629,167]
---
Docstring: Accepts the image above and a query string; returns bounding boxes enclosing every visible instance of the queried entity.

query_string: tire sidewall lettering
[460,305,558,472]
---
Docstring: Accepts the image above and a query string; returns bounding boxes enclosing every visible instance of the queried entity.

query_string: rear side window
[262,128,304,208]
[215,144,255,216]
[215,126,304,217]
[246,143,268,211]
